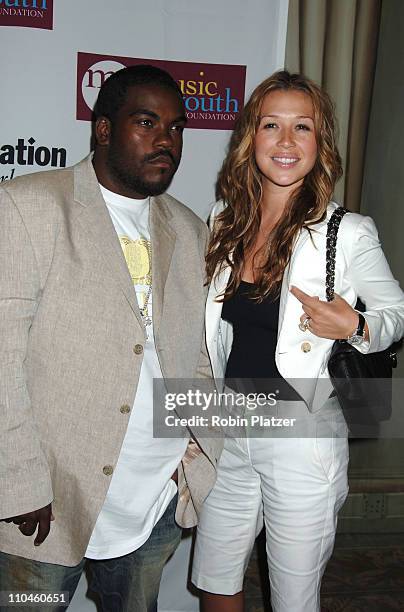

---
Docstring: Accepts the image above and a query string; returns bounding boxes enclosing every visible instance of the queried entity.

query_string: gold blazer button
[133,344,143,355]
[301,342,312,353]
[103,465,114,476]
[120,404,131,414]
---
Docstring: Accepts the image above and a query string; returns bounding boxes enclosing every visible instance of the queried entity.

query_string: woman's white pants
[192,398,349,612]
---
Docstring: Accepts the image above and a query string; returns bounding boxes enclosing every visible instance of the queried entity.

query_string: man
[0,65,221,611]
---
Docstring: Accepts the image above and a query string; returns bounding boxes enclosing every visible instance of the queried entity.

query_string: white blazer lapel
[277,217,330,347]
[277,228,310,349]
[205,264,231,350]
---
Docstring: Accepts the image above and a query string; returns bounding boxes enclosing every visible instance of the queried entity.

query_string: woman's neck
[260,179,300,225]
[241,182,300,283]
[259,192,287,232]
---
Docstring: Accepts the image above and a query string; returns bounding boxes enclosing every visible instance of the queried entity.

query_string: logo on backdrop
[76,52,246,130]
[0,137,67,182]
[0,0,53,30]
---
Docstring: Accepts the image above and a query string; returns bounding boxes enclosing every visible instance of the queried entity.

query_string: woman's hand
[290,286,362,340]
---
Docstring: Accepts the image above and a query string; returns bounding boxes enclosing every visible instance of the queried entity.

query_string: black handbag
[326,207,397,423]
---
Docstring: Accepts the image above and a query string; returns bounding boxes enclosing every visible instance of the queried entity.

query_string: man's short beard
[107,151,176,197]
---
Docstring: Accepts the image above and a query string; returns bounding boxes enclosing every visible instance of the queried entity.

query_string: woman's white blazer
[205,202,404,412]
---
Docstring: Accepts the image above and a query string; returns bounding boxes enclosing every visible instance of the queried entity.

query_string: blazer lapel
[73,156,144,329]
[206,264,231,348]
[277,217,330,342]
[149,195,176,336]
[277,229,308,342]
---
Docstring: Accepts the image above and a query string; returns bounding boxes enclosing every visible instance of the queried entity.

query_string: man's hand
[2,504,54,546]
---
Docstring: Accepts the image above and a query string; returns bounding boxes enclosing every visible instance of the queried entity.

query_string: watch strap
[347,312,366,340]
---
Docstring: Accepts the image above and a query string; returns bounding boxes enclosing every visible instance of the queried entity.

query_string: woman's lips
[271,156,300,167]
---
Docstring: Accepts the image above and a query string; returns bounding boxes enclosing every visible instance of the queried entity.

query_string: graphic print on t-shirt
[119,235,152,325]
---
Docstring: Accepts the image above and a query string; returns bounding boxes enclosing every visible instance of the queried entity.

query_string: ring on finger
[298,316,311,332]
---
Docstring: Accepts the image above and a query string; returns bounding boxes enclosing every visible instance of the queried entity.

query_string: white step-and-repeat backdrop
[1,1,289,610]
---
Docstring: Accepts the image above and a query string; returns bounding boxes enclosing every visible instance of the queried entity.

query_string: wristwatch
[346,312,366,345]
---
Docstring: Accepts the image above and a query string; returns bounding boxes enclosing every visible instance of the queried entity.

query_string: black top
[222,280,299,399]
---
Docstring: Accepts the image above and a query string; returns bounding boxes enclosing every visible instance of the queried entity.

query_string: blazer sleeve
[0,187,53,519]
[346,215,404,353]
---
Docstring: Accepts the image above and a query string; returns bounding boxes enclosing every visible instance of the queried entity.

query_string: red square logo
[77,52,246,131]
[0,0,53,30]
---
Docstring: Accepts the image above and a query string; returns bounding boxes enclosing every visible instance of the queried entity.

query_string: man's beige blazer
[0,156,222,566]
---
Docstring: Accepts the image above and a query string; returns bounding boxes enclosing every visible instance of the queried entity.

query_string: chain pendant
[142,315,152,327]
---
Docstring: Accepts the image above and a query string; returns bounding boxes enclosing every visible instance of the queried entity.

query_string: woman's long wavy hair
[206,70,343,301]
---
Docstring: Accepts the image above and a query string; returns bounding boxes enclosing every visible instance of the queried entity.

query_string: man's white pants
[192,398,349,612]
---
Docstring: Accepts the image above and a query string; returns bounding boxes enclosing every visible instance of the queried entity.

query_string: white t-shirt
[85,186,188,559]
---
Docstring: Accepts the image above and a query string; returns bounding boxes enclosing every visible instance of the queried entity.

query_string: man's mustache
[143,150,177,165]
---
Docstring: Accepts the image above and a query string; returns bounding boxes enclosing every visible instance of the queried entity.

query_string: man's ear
[95,116,111,146]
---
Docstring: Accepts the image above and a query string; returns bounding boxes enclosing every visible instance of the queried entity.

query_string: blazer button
[120,404,131,414]
[133,344,143,355]
[301,342,312,353]
[103,465,114,476]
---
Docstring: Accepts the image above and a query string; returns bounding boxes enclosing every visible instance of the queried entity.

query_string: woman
[191,71,404,611]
